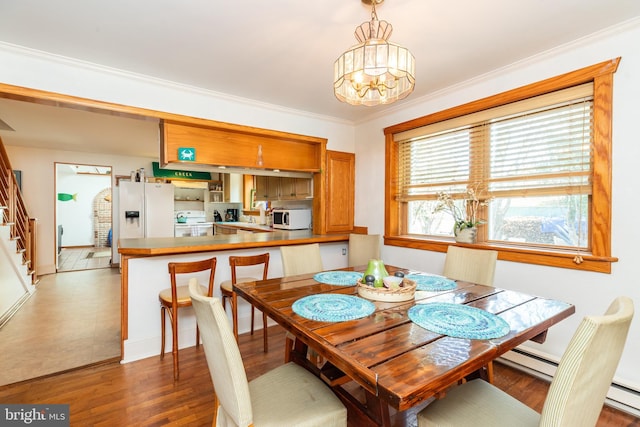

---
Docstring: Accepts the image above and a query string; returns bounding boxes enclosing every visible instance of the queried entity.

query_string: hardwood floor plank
[0,325,637,426]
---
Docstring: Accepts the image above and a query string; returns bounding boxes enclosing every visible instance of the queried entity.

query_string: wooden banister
[0,136,38,284]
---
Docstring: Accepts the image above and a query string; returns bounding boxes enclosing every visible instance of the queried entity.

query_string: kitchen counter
[117,230,350,362]
[118,229,345,256]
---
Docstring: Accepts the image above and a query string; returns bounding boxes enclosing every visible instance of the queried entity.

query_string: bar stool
[159,257,216,380]
[220,253,270,352]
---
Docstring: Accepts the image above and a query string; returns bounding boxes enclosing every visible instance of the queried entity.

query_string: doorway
[55,162,113,272]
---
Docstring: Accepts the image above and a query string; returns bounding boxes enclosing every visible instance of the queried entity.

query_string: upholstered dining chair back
[443,246,498,286]
[348,233,381,267]
[280,243,323,276]
[189,279,348,427]
[539,296,634,426]
[417,296,634,427]
[190,279,250,426]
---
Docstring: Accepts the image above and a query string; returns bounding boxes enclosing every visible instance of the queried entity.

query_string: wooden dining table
[233,265,575,426]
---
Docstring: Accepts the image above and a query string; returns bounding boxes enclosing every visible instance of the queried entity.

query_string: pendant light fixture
[334,0,415,106]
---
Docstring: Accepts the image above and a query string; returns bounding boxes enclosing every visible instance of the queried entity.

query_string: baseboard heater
[499,348,640,418]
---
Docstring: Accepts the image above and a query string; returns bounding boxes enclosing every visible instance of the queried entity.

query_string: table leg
[364,388,391,427]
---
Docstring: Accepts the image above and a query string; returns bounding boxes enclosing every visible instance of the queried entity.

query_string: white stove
[174,210,214,237]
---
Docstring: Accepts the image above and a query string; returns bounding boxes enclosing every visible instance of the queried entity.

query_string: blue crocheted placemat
[313,271,363,286]
[292,294,375,322]
[406,274,456,291]
[408,302,510,339]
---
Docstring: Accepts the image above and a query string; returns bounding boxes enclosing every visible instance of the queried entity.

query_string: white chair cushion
[417,379,540,427]
[249,362,346,427]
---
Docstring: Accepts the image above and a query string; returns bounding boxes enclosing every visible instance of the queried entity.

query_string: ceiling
[1,0,640,158]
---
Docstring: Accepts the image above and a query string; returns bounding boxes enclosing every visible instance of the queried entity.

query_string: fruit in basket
[383,276,403,290]
[364,275,376,286]
[394,271,405,278]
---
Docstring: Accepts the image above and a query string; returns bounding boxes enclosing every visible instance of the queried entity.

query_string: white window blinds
[395,83,593,201]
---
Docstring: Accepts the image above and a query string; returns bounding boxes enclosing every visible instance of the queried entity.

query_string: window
[384,59,620,273]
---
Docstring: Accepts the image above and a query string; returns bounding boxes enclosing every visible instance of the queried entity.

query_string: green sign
[178,147,196,161]
[152,162,211,180]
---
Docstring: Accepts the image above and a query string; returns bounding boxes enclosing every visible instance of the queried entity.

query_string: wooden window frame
[384,58,620,273]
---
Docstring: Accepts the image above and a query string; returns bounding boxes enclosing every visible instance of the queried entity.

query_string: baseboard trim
[0,292,32,329]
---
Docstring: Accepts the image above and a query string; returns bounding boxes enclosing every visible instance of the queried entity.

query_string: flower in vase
[433,186,491,234]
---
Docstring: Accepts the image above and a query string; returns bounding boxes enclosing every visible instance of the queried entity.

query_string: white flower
[433,184,491,230]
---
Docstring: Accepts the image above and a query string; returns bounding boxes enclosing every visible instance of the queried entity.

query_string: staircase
[1,135,38,327]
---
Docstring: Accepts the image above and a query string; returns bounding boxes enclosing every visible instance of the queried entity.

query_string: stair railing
[0,136,38,284]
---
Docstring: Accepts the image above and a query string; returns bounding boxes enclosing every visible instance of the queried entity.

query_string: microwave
[272,208,312,230]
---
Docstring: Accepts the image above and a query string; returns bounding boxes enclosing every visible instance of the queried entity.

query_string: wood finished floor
[0,269,640,427]
[0,267,120,386]
[0,325,638,426]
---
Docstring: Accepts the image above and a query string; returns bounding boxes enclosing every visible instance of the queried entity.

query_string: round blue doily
[408,302,510,339]
[292,294,375,322]
[313,271,363,286]
[406,274,456,291]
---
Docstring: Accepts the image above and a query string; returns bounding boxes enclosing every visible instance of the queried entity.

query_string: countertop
[118,229,348,256]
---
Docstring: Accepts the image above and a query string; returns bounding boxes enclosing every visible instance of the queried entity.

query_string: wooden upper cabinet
[325,150,355,233]
[293,177,313,199]
[160,120,325,172]
[254,176,313,200]
[255,176,280,200]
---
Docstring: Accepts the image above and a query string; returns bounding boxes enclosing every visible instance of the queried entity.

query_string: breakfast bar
[117,230,349,362]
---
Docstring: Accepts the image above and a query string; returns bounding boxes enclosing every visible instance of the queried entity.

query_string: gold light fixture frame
[334,0,416,106]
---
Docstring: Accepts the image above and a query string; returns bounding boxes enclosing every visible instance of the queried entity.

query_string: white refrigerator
[119,181,175,239]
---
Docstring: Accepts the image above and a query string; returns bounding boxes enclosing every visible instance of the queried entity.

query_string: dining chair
[189,279,348,427]
[417,296,634,427]
[280,243,323,275]
[219,253,270,353]
[280,243,324,363]
[159,257,216,380]
[348,233,381,267]
[443,245,499,382]
[443,246,498,287]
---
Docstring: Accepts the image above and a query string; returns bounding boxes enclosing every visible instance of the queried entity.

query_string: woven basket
[357,278,416,302]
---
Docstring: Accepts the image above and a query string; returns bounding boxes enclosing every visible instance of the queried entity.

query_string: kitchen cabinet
[255,176,280,200]
[325,150,354,233]
[254,176,313,201]
[161,120,325,172]
[214,224,236,235]
[293,177,313,199]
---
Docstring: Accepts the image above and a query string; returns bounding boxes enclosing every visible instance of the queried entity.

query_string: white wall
[0,43,355,153]
[56,167,111,247]
[355,21,640,393]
